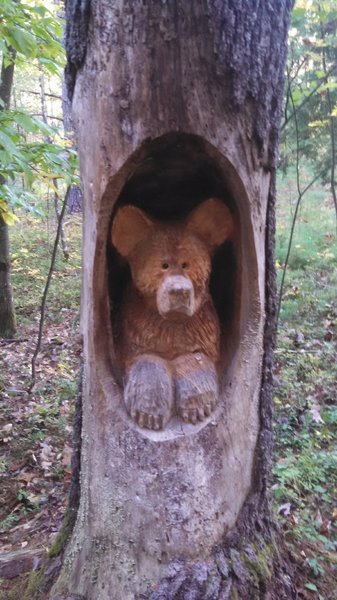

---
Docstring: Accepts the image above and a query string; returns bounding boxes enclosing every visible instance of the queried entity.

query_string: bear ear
[186,198,234,250]
[111,205,154,258]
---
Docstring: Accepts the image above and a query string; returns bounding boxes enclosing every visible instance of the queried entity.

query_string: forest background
[0,1,336,598]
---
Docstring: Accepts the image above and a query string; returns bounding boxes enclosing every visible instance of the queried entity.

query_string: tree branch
[28,186,70,393]
[25,90,62,100]
[30,112,64,122]
[281,63,336,131]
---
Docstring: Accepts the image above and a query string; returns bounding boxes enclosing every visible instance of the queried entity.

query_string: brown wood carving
[111,198,233,430]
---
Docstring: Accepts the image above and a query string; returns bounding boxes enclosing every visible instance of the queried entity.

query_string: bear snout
[157,275,195,317]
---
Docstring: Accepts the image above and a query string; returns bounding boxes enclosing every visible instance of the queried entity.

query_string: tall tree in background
[282,0,337,193]
[50,2,295,599]
[0,1,78,337]
[0,49,17,337]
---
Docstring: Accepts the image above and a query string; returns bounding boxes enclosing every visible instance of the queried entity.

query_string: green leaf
[304,582,318,592]
[0,130,19,155]
[1,210,18,225]
[9,26,37,57]
[39,57,63,75]
[13,112,39,133]
[291,89,302,105]
[29,5,47,17]
[292,8,307,19]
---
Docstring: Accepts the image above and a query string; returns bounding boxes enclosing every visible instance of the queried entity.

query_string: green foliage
[281,0,337,181]
[0,513,19,532]
[11,214,81,320]
[0,1,78,223]
[277,165,337,273]
[0,0,64,72]
[0,459,8,473]
[0,110,78,221]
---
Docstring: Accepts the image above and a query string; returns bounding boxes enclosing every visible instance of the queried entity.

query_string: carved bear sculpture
[111,198,234,430]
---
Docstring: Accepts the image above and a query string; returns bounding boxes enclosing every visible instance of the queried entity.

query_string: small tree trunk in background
[38,71,69,258]
[50,2,296,599]
[62,80,82,214]
[0,52,16,338]
[0,216,16,338]
[318,11,337,225]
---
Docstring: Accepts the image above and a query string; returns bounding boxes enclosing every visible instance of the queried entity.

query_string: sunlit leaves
[0,0,64,73]
[0,2,78,223]
[0,111,79,220]
[0,199,18,224]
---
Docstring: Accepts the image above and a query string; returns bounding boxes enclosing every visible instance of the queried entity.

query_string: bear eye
[181,262,188,269]
[162,262,169,270]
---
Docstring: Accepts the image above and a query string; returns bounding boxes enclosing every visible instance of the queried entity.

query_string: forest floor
[273,170,337,599]
[0,173,337,598]
[0,214,82,597]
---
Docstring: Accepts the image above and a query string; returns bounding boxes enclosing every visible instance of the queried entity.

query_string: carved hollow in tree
[110,198,234,430]
[105,131,258,446]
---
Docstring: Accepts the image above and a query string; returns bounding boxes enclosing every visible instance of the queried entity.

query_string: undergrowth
[11,214,81,323]
[273,166,337,599]
[0,212,82,570]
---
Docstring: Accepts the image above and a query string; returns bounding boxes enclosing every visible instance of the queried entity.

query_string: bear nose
[157,275,195,317]
[169,282,190,301]
[166,276,192,297]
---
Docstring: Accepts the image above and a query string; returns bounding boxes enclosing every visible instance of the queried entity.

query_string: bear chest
[122,298,219,362]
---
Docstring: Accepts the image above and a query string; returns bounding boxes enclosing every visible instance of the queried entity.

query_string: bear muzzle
[157,275,195,318]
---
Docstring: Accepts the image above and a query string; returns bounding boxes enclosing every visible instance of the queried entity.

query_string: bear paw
[173,352,218,424]
[124,355,174,430]
[176,389,217,424]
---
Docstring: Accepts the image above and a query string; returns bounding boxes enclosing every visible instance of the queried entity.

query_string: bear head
[111,198,233,320]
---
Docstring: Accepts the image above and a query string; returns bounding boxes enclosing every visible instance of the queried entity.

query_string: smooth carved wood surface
[111,198,233,429]
[120,291,219,363]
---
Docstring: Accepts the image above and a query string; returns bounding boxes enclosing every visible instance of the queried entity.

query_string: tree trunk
[0,216,16,338]
[62,80,83,214]
[0,53,16,338]
[38,72,69,258]
[51,2,295,598]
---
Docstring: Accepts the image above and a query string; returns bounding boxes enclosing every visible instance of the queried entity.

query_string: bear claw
[178,394,216,425]
[131,410,164,430]
[125,355,174,430]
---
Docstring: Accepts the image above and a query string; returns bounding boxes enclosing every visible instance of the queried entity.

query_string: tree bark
[0,52,16,338]
[50,2,295,598]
